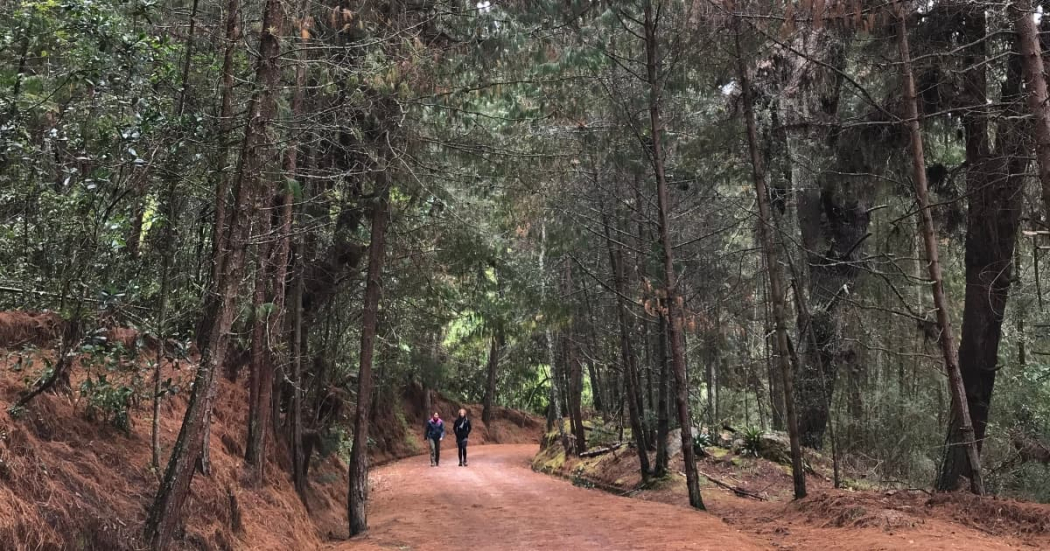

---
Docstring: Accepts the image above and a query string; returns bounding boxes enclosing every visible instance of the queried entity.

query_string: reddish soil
[0,311,63,348]
[332,444,765,551]
[546,444,1050,550]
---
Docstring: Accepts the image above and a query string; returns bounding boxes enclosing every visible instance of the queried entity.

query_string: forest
[4,0,1050,549]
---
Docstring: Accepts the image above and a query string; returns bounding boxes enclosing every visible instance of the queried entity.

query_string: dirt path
[334,444,764,551]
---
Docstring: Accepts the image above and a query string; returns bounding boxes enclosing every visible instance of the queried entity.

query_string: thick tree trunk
[143,0,283,545]
[644,3,703,510]
[736,30,807,499]
[771,27,870,450]
[938,5,1028,492]
[896,13,984,495]
[245,3,305,481]
[244,209,273,475]
[348,180,391,536]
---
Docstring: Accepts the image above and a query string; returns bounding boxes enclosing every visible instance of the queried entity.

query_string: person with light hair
[453,408,472,466]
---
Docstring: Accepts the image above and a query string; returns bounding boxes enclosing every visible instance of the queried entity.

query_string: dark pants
[457,439,468,465]
[429,437,441,465]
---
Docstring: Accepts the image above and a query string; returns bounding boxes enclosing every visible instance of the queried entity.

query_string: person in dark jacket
[453,408,472,466]
[424,412,445,466]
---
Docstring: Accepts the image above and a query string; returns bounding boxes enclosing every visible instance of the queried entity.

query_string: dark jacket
[424,418,445,440]
[453,416,472,442]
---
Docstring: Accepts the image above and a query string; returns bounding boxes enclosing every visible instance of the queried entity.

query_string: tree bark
[896,12,984,496]
[736,28,807,499]
[348,179,391,536]
[1016,0,1050,223]
[644,2,703,509]
[482,332,502,427]
[244,206,273,476]
[602,209,651,479]
[938,4,1028,492]
[564,261,587,453]
[151,0,199,471]
[197,0,243,352]
[143,0,283,545]
[653,310,671,477]
[291,238,306,501]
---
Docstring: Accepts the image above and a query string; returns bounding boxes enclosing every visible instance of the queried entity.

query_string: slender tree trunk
[582,282,606,415]
[539,222,570,451]
[896,12,984,496]
[482,332,501,426]
[643,2,702,509]
[143,0,283,545]
[151,0,199,471]
[564,261,587,453]
[348,178,391,536]
[736,28,807,499]
[291,238,306,501]
[602,209,651,479]
[653,310,671,477]
[1016,0,1050,223]
[197,0,243,352]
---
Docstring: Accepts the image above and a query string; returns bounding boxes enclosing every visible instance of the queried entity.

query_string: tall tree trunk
[653,310,671,477]
[291,239,306,501]
[896,12,984,496]
[938,5,1027,492]
[643,2,703,509]
[736,28,807,499]
[564,261,587,453]
[540,223,570,449]
[244,209,273,475]
[770,25,868,450]
[602,208,651,479]
[143,0,283,545]
[197,0,243,352]
[582,282,607,415]
[151,0,199,471]
[1016,0,1050,223]
[348,179,391,536]
[244,2,306,481]
[482,332,501,427]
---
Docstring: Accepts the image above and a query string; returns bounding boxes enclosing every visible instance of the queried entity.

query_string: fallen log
[580,442,624,458]
[688,469,766,501]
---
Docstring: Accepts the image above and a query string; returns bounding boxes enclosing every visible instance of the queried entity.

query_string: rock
[667,428,683,458]
[755,432,793,464]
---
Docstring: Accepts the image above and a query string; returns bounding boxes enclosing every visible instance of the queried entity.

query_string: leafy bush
[80,374,134,432]
[740,426,763,457]
[693,431,712,454]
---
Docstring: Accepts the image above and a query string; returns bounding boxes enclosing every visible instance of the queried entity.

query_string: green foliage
[692,431,712,454]
[740,427,763,458]
[79,373,134,432]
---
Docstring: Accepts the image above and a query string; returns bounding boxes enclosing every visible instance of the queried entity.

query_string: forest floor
[532,434,1050,550]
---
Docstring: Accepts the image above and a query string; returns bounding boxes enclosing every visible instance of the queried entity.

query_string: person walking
[424,411,445,466]
[453,408,472,466]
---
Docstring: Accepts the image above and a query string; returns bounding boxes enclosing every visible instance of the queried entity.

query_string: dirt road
[335,444,762,551]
